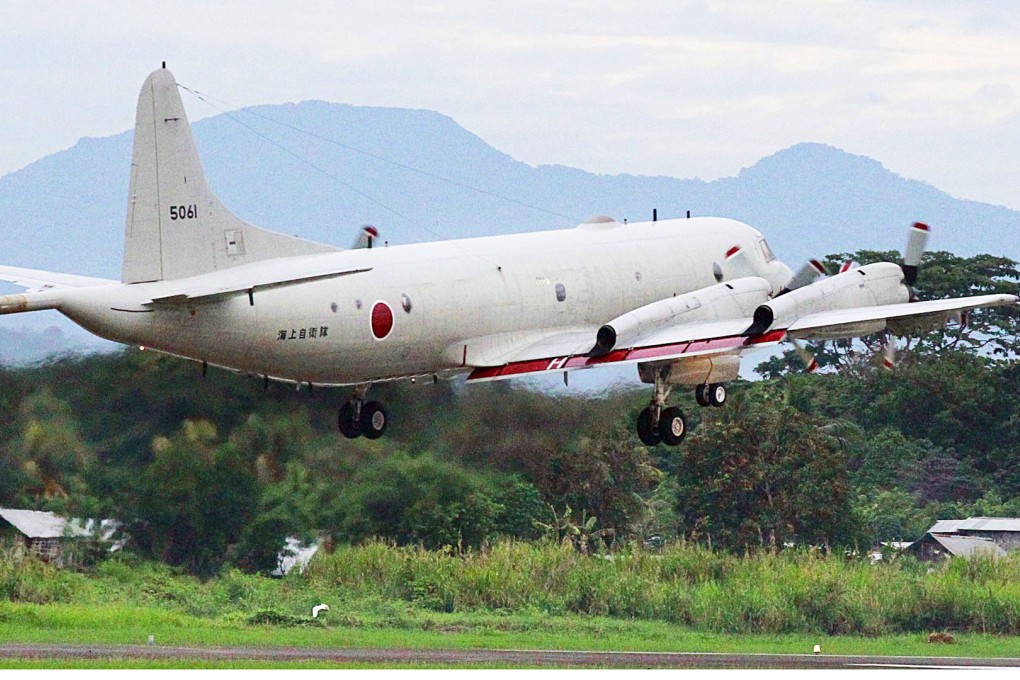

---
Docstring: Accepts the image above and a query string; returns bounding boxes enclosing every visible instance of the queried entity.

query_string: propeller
[780,257,856,295]
[779,222,931,373]
[901,222,929,290]
[780,259,827,294]
[881,338,896,370]
[791,339,819,373]
[351,225,379,249]
[719,244,758,280]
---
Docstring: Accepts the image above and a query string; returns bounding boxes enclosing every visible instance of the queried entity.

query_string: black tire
[695,384,711,407]
[360,401,388,440]
[636,407,662,446]
[659,406,686,446]
[708,383,727,407]
[338,402,362,439]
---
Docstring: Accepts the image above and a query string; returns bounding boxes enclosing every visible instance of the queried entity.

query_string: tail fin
[122,66,337,283]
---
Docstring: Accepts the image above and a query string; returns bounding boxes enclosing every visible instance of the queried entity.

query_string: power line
[177,84,572,227]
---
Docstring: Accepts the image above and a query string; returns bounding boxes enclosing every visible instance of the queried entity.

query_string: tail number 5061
[170,204,198,220]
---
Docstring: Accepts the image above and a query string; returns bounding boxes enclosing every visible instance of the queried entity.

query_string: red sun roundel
[371,301,394,340]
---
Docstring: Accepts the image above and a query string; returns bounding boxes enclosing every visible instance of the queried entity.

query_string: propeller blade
[791,339,819,373]
[782,259,827,293]
[881,336,896,371]
[351,225,379,249]
[901,222,930,286]
[720,245,757,280]
[838,260,857,274]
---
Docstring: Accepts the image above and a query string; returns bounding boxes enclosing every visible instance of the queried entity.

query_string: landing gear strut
[636,368,687,447]
[337,385,388,439]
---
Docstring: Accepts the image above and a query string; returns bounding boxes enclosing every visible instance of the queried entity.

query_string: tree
[7,389,96,513]
[233,461,320,574]
[325,451,518,549]
[674,383,859,551]
[133,420,261,576]
[533,428,661,543]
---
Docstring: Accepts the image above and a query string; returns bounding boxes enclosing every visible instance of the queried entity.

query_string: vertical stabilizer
[122,66,337,283]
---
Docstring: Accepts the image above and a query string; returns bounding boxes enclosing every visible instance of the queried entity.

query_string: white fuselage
[54,217,791,385]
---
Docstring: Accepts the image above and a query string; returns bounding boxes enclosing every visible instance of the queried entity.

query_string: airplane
[1,66,1016,447]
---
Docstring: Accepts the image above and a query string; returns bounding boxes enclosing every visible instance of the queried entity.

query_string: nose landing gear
[695,382,727,408]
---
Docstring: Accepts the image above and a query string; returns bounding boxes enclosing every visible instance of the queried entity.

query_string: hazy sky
[2,1,1018,209]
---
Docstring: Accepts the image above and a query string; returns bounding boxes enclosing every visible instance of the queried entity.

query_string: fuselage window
[555,283,567,302]
[401,293,413,313]
[759,239,777,263]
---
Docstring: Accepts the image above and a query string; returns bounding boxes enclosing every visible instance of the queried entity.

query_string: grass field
[3,601,1020,663]
[5,540,1020,667]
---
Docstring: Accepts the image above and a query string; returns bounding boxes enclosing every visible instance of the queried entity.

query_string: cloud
[1,1,1019,208]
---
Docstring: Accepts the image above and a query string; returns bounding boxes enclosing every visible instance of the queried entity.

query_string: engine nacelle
[745,262,908,336]
[591,277,773,355]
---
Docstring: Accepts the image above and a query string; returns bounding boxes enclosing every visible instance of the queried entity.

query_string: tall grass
[304,540,1020,635]
[7,540,1020,635]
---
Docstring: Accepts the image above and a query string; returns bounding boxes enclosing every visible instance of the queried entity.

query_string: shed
[0,508,91,562]
[908,533,1006,562]
[923,517,1020,552]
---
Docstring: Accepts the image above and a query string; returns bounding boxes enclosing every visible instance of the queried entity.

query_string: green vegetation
[6,541,1020,638]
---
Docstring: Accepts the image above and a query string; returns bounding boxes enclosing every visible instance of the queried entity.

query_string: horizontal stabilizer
[0,265,117,292]
[146,267,372,306]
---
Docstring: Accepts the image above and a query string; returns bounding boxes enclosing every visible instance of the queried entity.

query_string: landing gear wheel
[695,384,711,407]
[708,383,727,407]
[338,402,362,439]
[360,401,388,440]
[659,406,686,446]
[636,407,662,446]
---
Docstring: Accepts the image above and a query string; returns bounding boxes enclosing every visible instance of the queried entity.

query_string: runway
[2,643,1019,668]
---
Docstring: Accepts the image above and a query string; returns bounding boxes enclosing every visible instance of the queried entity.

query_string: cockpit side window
[758,239,777,263]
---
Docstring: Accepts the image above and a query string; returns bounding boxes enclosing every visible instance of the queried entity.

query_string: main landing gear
[635,374,728,447]
[337,385,388,440]
[695,382,727,408]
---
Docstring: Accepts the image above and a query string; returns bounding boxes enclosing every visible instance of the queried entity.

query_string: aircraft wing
[465,293,1018,383]
[787,294,1018,340]
[0,265,117,292]
[465,320,783,382]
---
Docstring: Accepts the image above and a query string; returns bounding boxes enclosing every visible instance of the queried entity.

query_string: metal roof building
[0,508,92,563]
[929,517,1020,534]
[908,517,1020,561]
[909,533,1007,561]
